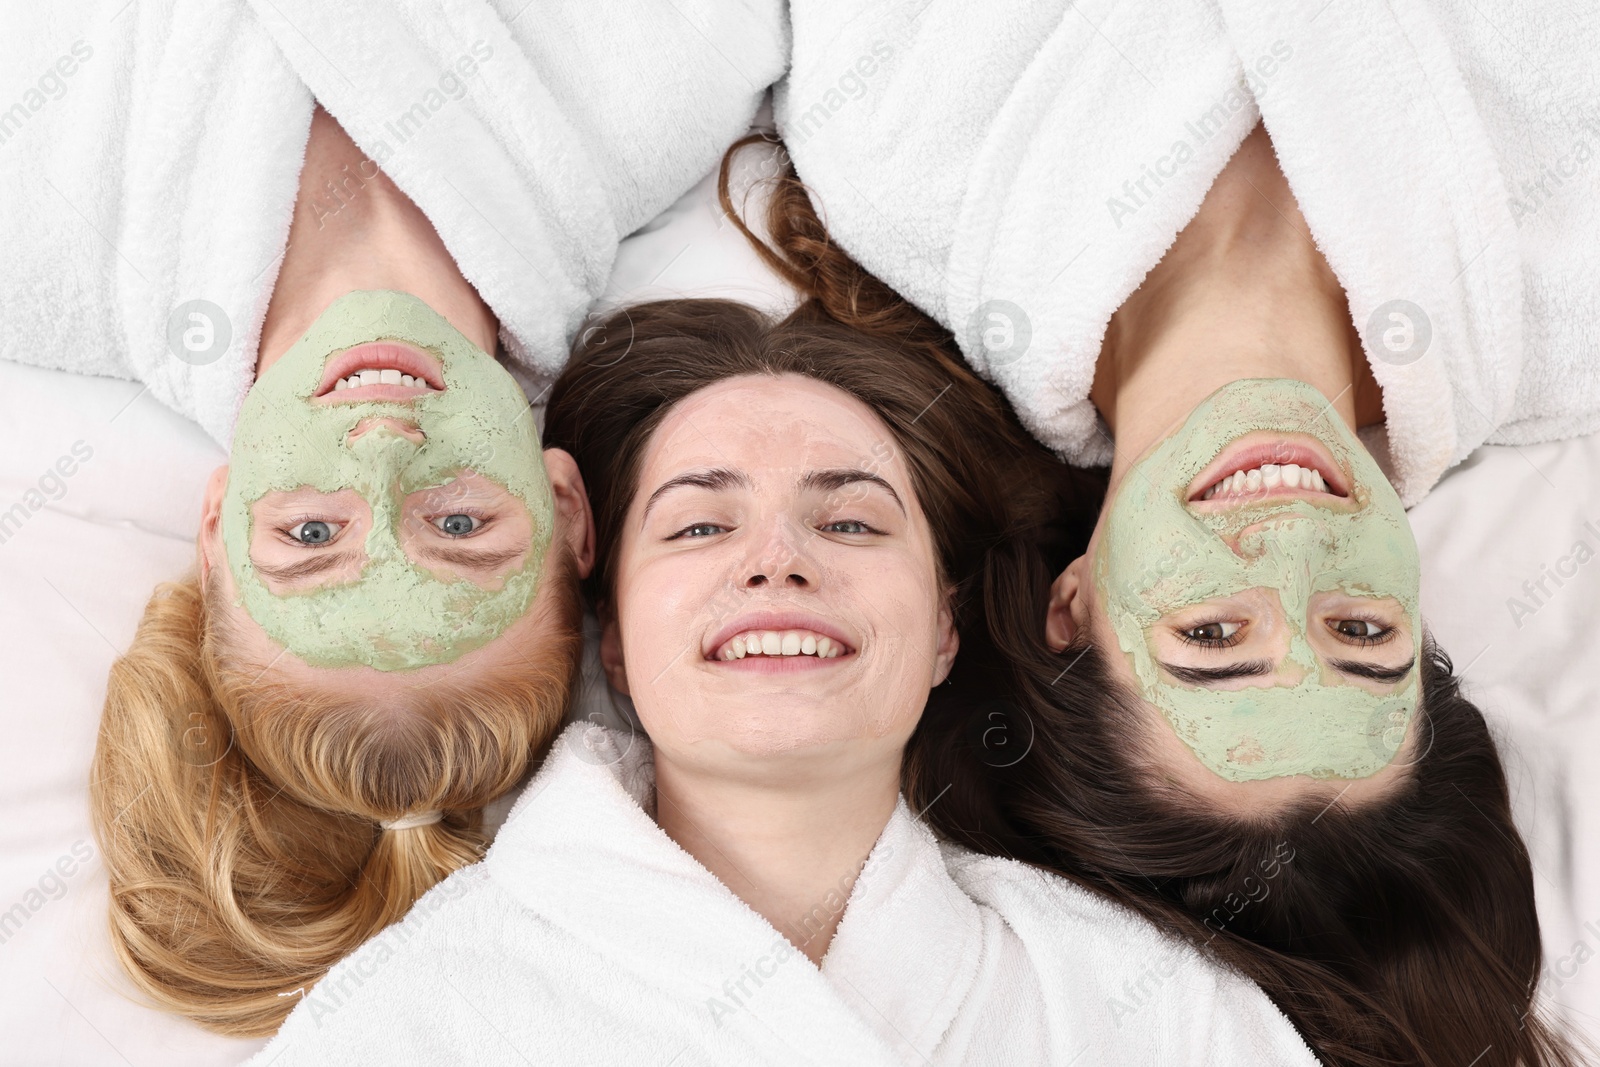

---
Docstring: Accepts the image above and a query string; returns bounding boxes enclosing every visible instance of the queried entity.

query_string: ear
[597,600,630,696]
[930,587,961,687]
[542,447,596,579]
[197,465,229,589]
[1045,555,1092,652]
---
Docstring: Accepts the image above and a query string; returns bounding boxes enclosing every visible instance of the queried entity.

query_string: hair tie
[379,810,443,831]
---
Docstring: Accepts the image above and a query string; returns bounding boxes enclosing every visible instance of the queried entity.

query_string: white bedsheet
[1,146,1595,1063]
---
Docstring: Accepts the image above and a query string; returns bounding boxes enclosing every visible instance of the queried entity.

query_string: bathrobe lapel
[485,727,903,1065]
[819,799,988,1063]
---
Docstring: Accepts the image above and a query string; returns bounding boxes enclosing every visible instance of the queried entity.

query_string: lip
[703,610,858,663]
[314,341,446,403]
[1187,432,1351,508]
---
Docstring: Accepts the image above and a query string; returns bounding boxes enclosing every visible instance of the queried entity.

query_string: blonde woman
[0,0,793,1035]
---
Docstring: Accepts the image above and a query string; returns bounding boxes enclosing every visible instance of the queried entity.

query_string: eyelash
[1176,620,1244,650]
[1175,616,1398,650]
[1330,614,1396,647]
[665,519,882,540]
[426,506,491,536]
[278,513,341,547]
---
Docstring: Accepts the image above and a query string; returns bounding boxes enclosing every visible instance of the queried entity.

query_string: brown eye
[1181,620,1242,645]
[1331,618,1392,644]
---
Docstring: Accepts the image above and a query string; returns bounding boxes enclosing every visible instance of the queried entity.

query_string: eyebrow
[642,468,754,520]
[1158,656,1419,687]
[640,466,906,519]
[252,553,354,584]
[798,468,906,516]
[1328,656,1416,684]
[1159,660,1274,685]
[413,542,529,571]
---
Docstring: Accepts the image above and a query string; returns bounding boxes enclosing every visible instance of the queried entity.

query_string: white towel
[778,0,1599,506]
[244,722,1319,1065]
[0,0,787,449]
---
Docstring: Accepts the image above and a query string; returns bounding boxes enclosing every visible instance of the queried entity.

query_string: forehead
[642,374,905,482]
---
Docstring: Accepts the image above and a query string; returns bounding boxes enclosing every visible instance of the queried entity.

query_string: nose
[743,516,819,590]
[346,417,426,447]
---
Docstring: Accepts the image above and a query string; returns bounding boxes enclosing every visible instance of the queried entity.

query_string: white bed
[1,150,1595,1064]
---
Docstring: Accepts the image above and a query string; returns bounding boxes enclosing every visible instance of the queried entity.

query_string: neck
[257,106,498,375]
[1090,125,1379,494]
[651,745,900,964]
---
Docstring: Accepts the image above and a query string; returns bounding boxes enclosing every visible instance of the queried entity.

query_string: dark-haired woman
[754,4,1597,1061]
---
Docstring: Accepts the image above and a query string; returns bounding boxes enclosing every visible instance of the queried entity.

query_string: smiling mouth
[709,628,855,662]
[315,341,446,404]
[1188,435,1350,508]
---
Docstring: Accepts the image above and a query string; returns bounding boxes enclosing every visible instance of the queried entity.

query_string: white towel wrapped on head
[0,0,787,447]
[778,0,1600,505]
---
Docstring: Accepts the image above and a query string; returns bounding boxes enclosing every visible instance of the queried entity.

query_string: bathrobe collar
[485,723,985,1065]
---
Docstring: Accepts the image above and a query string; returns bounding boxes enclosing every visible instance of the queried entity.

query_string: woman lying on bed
[721,113,1583,1067]
[87,105,596,1036]
[245,290,1319,1064]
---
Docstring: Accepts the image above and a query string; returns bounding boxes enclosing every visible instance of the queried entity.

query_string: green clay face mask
[222,290,554,670]
[1094,379,1421,781]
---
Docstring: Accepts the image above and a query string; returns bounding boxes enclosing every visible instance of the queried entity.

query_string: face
[218,290,563,671]
[1051,379,1421,790]
[601,375,957,780]
[206,292,592,684]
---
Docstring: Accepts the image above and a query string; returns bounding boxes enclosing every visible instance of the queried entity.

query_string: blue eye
[822,520,874,534]
[289,520,339,545]
[672,523,727,539]
[434,514,481,537]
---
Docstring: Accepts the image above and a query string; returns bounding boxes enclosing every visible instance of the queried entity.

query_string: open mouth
[704,614,858,666]
[314,341,445,404]
[1188,433,1350,507]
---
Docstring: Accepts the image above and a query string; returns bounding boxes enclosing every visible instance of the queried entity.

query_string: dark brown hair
[540,135,1583,1067]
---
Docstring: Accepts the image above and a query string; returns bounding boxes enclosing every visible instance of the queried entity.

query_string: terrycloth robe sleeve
[778,0,1598,505]
[0,0,788,449]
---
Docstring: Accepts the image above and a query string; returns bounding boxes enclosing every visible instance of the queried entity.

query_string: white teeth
[331,368,436,393]
[1202,461,1335,501]
[716,629,849,660]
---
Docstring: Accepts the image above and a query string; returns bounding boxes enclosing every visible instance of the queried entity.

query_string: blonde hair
[89,556,579,1036]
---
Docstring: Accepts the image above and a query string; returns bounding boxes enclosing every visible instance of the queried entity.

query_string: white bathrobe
[777,0,1599,505]
[245,723,1319,1066]
[0,0,785,447]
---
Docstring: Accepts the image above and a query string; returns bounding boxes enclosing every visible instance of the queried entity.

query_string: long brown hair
[90,553,580,1035]
[550,133,1579,1067]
